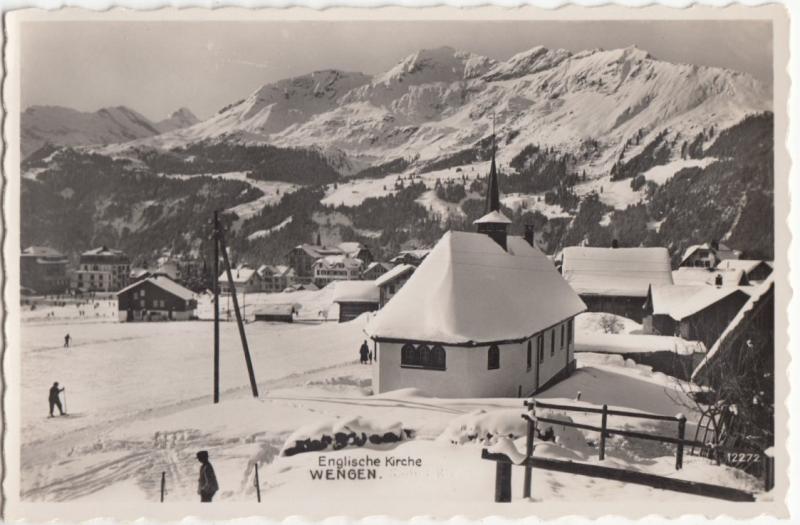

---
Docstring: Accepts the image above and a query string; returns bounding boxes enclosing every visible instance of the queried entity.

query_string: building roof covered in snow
[332,281,379,304]
[218,266,258,284]
[375,263,416,288]
[21,246,67,259]
[254,304,297,316]
[561,246,673,297]
[366,231,586,345]
[337,242,367,256]
[692,276,774,382]
[646,284,750,321]
[680,242,741,265]
[474,210,512,224]
[313,254,363,269]
[717,259,773,276]
[672,267,748,287]
[116,275,195,301]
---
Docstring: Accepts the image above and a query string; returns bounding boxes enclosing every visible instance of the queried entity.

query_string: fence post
[494,461,512,503]
[523,415,535,499]
[676,414,686,470]
[599,404,608,461]
[255,463,262,502]
[764,450,775,492]
[160,471,165,502]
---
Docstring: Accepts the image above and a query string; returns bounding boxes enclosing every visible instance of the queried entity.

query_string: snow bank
[280,416,411,457]
[437,408,527,445]
[576,312,642,334]
[575,332,704,356]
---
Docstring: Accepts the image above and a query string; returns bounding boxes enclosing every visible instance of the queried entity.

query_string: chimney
[611,239,619,249]
[524,224,535,247]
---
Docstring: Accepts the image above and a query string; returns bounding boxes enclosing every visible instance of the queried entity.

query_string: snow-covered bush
[280,417,412,457]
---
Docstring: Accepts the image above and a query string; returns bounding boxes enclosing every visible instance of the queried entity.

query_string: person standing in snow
[48,382,65,417]
[63,333,71,348]
[368,350,373,364]
[359,341,369,364]
[196,450,219,502]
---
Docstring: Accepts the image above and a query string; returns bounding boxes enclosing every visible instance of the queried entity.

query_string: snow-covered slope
[117,45,769,180]
[21,105,164,158]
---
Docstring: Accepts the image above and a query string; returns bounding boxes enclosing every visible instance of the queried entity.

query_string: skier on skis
[48,382,65,417]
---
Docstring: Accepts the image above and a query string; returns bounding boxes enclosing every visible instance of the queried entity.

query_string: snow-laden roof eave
[368,305,587,347]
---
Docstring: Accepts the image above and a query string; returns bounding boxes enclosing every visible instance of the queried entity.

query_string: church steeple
[484,140,501,214]
[474,129,511,251]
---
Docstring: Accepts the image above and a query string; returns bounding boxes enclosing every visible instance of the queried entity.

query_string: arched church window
[488,344,500,370]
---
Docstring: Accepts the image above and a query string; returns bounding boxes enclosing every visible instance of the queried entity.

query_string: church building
[365,146,586,398]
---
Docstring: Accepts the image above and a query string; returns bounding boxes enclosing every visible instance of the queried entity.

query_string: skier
[196,450,219,502]
[63,333,71,348]
[368,350,373,364]
[359,341,369,364]
[48,382,65,417]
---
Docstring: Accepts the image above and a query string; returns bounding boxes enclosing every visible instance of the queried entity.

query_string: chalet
[333,281,379,322]
[692,276,774,387]
[389,249,430,266]
[717,259,773,283]
[375,263,415,308]
[561,246,673,322]
[218,266,262,294]
[287,241,374,283]
[366,146,586,398]
[20,246,70,294]
[116,275,197,321]
[254,304,296,323]
[258,264,295,293]
[361,262,394,281]
[643,284,750,350]
[679,241,741,268]
[74,246,131,292]
[313,255,363,287]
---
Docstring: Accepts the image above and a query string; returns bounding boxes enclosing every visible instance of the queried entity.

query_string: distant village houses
[313,255,364,287]
[73,246,131,292]
[561,246,673,323]
[361,262,394,281]
[287,240,373,284]
[679,241,742,269]
[332,281,380,322]
[375,264,415,308]
[218,265,262,294]
[117,275,197,321]
[258,264,295,293]
[20,246,70,295]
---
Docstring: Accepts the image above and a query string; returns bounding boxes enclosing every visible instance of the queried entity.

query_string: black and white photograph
[1,4,791,521]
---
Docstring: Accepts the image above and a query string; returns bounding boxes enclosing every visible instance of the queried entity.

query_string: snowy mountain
[21,105,200,158]
[154,107,200,133]
[121,45,770,177]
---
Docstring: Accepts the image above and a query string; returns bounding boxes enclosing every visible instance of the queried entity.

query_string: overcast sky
[21,20,772,121]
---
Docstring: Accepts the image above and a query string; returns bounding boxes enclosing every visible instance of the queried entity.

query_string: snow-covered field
[19,297,762,510]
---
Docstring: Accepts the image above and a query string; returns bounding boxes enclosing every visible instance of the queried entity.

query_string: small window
[431,345,446,370]
[488,345,500,370]
[401,343,445,370]
[538,336,544,364]
[567,319,573,346]
[526,340,532,370]
[550,329,556,356]
[560,325,565,349]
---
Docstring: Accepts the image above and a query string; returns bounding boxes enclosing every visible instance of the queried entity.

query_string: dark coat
[198,462,219,496]
[49,385,62,402]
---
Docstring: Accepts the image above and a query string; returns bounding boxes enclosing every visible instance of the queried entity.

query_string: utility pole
[213,211,220,404]
[217,221,259,398]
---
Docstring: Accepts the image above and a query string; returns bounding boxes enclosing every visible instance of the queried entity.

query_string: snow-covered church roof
[366,231,586,345]
[561,246,673,297]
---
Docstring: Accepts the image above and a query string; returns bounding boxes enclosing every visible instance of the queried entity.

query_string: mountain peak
[156,107,200,133]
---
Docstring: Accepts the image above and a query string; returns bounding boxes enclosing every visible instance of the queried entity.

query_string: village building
[643,284,751,350]
[218,265,263,294]
[389,249,430,266]
[287,241,373,283]
[679,241,741,268]
[561,246,673,322]
[20,246,70,295]
[375,263,415,308]
[312,255,364,287]
[74,246,131,292]
[253,304,296,323]
[366,146,586,398]
[116,275,197,321]
[333,281,379,322]
[361,261,394,281]
[717,259,773,283]
[258,264,295,293]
